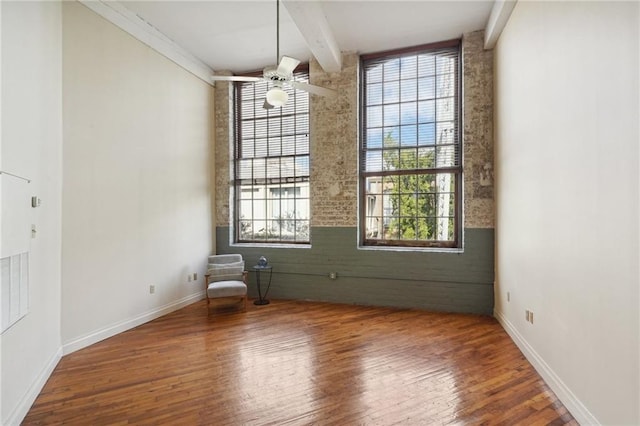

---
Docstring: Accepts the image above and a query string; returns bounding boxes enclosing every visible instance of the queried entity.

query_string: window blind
[361,42,461,175]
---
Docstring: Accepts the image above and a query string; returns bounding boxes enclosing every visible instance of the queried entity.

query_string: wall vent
[1,252,29,333]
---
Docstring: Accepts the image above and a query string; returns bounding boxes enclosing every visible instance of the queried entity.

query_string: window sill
[358,245,463,254]
[230,242,312,250]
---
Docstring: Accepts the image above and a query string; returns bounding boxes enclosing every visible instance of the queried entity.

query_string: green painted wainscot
[216,227,494,315]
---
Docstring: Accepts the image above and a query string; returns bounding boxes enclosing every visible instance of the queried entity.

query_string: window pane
[241,100,254,118]
[399,148,418,169]
[383,104,399,126]
[255,121,268,138]
[237,159,252,180]
[383,58,400,81]
[266,158,280,178]
[418,147,436,169]
[400,79,417,102]
[367,106,382,128]
[296,221,310,241]
[382,149,397,171]
[436,98,454,122]
[400,125,417,146]
[281,157,294,178]
[418,123,435,146]
[296,114,309,133]
[282,136,295,155]
[295,156,309,176]
[366,128,383,149]
[295,93,309,112]
[295,135,309,155]
[400,56,417,80]
[367,63,383,83]
[418,54,435,77]
[400,102,417,125]
[436,122,455,145]
[242,123,255,139]
[241,139,254,158]
[383,127,399,145]
[254,138,267,157]
[295,199,309,220]
[268,117,281,138]
[253,158,266,180]
[383,80,400,103]
[366,150,383,172]
[437,73,455,98]
[239,221,252,240]
[418,77,435,100]
[367,83,383,105]
[418,100,435,123]
[282,116,295,135]
[436,144,456,168]
[254,101,268,118]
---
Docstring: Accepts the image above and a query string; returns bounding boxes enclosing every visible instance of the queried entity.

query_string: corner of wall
[3,348,62,426]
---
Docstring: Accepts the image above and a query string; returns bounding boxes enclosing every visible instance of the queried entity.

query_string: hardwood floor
[24,300,576,425]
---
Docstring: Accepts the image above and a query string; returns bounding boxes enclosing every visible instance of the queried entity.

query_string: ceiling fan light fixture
[266,86,288,107]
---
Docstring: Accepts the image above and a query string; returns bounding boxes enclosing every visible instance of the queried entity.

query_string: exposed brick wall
[463,31,494,229]
[214,31,494,232]
[310,53,359,227]
[214,73,232,226]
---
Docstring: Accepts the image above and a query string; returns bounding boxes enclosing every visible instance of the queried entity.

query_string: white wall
[61,2,214,351]
[494,2,639,425]
[1,1,63,424]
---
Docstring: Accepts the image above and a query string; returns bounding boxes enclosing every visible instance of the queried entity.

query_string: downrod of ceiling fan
[276,0,280,65]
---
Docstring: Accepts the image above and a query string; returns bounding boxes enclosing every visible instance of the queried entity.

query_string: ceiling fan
[210,0,335,109]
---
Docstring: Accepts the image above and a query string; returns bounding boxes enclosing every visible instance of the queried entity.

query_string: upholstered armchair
[204,254,248,312]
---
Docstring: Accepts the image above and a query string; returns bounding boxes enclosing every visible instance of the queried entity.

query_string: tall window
[360,40,462,248]
[234,69,310,243]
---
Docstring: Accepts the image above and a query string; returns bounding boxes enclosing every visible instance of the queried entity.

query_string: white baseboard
[4,347,62,426]
[62,291,204,355]
[494,309,600,425]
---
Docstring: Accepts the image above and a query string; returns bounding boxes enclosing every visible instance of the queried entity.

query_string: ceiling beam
[484,0,518,49]
[282,0,342,73]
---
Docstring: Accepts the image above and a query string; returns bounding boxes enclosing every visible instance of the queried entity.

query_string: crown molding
[79,1,214,86]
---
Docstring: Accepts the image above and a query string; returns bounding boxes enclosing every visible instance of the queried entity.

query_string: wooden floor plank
[23,300,575,425]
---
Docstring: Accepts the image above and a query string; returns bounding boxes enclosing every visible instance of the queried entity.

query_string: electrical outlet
[149,285,155,294]
[329,272,337,280]
[507,291,510,302]
[194,273,198,281]
[525,310,534,324]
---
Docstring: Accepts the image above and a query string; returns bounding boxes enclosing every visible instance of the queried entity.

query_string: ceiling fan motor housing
[263,66,290,83]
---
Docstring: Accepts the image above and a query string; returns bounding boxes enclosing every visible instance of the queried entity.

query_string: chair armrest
[242,271,248,284]
[204,273,210,289]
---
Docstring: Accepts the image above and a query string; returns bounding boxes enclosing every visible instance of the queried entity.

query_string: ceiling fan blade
[211,75,262,82]
[289,81,336,98]
[277,56,301,76]
[263,99,274,110]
